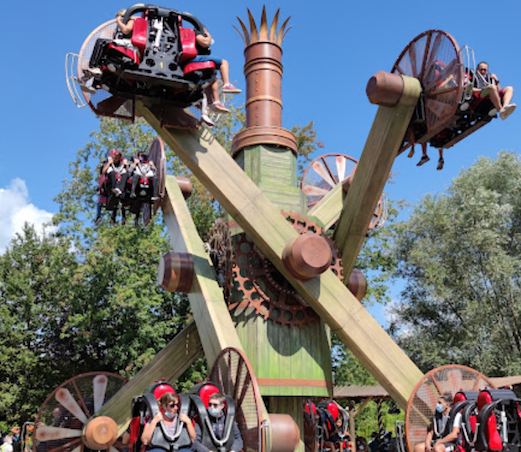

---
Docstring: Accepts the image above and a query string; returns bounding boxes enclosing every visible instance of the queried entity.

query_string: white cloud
[0,178,55,253]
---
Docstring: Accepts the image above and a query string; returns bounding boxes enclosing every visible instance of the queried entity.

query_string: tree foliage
[0,104,398,433]
[390,151,521,376]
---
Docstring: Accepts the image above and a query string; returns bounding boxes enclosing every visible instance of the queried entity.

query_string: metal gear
[206,218,232,288]
[227,210,343,327]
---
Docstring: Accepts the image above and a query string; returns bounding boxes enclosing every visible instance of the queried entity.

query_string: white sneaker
[83,67,102,78]
[80,83,96,95]
[201,113,215,127]
[500,104,517,120]
[488,108,498,117]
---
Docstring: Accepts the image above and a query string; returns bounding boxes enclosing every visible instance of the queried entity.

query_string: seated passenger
[80,8,137,92]
[188,26,242,113]
[114,9,136,48]
[473,61,516,120]
[413,395,462,452]
[141,392,196,452]
[192,392,243,452]
[417,147,444,171]
[129,152,159,201]
[326,416,349,452]
[102,150,129,199]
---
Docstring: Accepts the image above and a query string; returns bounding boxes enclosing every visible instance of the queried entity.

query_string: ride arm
[434,426,459,446]
[102,159,112,174]
[230,422,243,452]
[179,414,196,443]
[116,15,135,35]
[141,413,163,445]
[195,28,212,49]
[192,423,210,452]
[424,430,434,452]
[490,73,501,89]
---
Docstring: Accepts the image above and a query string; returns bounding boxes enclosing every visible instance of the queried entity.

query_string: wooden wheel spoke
[237,371,252,406]
[424,59,458,93]
[311,160,336,188]
[447,368,463,389]
[394,64,405,75]
[409,41,418,78]
[322,157,338,185]
[425,98,453,120]
[302,185,330,197]
[71,379,90,419]
[93,375,108,414]
[425,86,458,97]
[46,438,83,452]
[419,32,433,80]
[335,156,347,182]
[424,32,443,79]
[233,358,245,400]
[55,389,88,425]
[430,375,443,394]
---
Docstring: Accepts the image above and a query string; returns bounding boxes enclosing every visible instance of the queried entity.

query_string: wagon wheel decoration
[77,19,134,120]
[226,212,343,328]
[405,365,495,452]
[301,153,384,229]
[209,348,264,452]
[34,372,127,452]
[392,30,463,154]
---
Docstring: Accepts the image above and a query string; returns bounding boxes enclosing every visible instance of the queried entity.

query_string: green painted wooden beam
[308,183,344,231]
[333,76,422,280]
[136,97,423,408]
[162,175,244,363]
[96,321,203,435]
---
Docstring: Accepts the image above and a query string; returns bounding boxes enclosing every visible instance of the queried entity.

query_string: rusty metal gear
[227,211,343,327]
[206,218,232,288]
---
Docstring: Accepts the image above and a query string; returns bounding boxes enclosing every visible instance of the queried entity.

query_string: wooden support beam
[162,175,244,363]
[136,93,423,408]
[96,321,203,435]
[334,76,422,279]
[308,184,344,231]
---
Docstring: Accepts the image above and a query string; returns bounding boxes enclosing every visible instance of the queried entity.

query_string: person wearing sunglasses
[141,392,196,450]
[192,392,243,452]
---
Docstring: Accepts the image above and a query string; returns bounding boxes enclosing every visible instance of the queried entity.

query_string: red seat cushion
[183,61,216,75]
[486,414,503,451]
[131,17,148,55]
[180,28,198,62]
[199,383,219,407]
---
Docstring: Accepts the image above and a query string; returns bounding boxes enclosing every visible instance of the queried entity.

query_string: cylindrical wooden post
[268,414,301,452]
[83,416,118,450]
[176,177,193,200]
[282,233,333,280]
[347,269,367,301]
[366,71,405,107]
[158,252,194,293]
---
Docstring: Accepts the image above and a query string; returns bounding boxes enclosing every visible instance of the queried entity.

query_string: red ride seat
[183,60,216,76]
[180,27,198,62]
[131,17,148,56]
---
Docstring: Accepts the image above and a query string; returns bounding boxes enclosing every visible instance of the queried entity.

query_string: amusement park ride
[37,5,519,452]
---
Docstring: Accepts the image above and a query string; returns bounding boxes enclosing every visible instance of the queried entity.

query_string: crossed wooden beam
[96,74,424,439]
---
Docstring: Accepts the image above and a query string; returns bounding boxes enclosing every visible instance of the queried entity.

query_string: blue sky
[1,0,519,324]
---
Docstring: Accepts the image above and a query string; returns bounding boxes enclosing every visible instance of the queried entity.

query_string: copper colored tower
[232,8,297,155]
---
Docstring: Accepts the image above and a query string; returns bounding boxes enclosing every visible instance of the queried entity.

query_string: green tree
[390,151,521,376]
[0,225,79,425]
